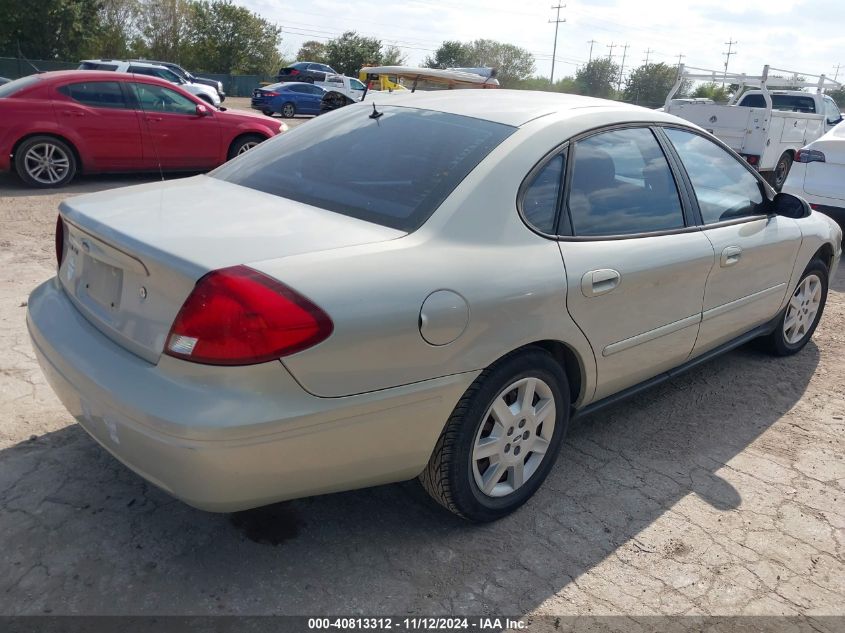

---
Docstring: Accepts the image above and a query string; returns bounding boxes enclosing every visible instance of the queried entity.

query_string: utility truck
[665,65,843,189]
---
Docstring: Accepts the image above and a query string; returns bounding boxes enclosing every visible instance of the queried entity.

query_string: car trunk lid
[58,175,404,364]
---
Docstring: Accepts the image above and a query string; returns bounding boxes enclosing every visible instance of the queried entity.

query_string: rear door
[53,80,144,170]
[555,126,715,400]
[662,127,802,355]
[128,81,221,169]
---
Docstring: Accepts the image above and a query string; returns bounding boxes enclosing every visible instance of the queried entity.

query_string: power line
[722,38,737,87]
[549,3,566,84]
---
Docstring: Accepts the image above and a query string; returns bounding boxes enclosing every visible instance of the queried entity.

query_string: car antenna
[17,41,41,74]
[369,102,383,120]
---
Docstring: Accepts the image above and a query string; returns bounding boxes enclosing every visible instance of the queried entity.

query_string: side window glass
[132,83,197,115]
[664,128,766,224]
[567,128,685,236]
[522,154,563,234]
[58,82,127,109]
[825,98,841,123]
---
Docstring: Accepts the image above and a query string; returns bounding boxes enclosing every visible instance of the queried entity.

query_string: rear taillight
[165,266,332,366]
[796,149,826,163]
[265,91,279,97]
[290,69,299,75]
[740,153,760,166]
[55,215,65,267]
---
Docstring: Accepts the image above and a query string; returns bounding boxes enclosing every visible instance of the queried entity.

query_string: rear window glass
[740,94,817,113]
[210,105,514,231]
[0,75,41,97]
[78,62,118,71]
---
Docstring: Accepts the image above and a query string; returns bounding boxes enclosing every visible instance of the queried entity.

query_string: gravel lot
[0,119,843,623]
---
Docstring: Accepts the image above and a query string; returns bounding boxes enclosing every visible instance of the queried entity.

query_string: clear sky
[240,0,844,84]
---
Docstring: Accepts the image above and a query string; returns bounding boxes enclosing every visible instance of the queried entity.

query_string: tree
[296,40,326,63]
[0,0,100,59]
[575,58,619,98]
[424,40,473,69]
[828,88,845,108]
[133,0,192,62]
[92,0,140,58]
[691,82,731,102]
[381,44,407,66]
[184,0,281,74]
[623,62,689,107]
[323,31,382,76]
[512,75,579,94]
[425,39,534,88]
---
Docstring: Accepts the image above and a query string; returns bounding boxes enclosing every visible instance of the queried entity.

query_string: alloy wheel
[471,376,556,498]
[237,141,259,155]
[783,274,822,345]
[23,143,71,185]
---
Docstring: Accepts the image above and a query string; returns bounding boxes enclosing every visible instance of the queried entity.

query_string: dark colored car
[251,82,327,118]
[0,71,284,187]
[276,61,337,84]
[0,76,10,86]
[130,59,226,101]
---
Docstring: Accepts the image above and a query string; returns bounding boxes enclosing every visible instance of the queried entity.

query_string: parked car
[666,65,843,190]
[783,122,845,227]
[79,59,221,106]
[27,91,841,522]
[318,74,367,102]
[0,71,284,187]
[0,76,10,86]
[276,61,337,84]
[251,82,326,118]
[129,59,225,101]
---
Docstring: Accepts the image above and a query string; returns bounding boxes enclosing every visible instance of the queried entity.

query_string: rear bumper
[27,277,475,512]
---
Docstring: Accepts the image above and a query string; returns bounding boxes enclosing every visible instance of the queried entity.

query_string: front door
[558,127,715,401]
[129,82,221,170]
[663,127,802,354]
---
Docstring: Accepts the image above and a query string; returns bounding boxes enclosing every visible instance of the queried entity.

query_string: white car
[79,60,221,107]
[783,121,845,227]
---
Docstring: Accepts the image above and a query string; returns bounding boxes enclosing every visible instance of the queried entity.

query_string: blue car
[251,82,327,118]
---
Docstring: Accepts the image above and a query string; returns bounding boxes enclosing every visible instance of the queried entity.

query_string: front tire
[420,349,570,522]
[758,259,828,356]
[227,134,265,160]
[14,135,77,188]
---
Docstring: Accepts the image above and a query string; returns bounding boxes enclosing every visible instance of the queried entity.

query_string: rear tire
[420,348,570,522]
[14,135,77,188]
[227,134,265,160]
[767,152,794,191]
[280,102,296,118]
[757,258,828,356]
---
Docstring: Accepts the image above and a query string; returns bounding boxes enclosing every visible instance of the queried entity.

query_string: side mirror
[196,103,211,117]
[772,192,811,219]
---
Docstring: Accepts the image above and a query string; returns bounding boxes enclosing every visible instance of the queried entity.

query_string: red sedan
[0,71,285,187]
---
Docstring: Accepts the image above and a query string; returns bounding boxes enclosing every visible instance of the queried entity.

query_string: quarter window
[522,154,564,234]
[58,82,127,109]
[824,97,842,123]
[131,83,197,115]
[567,128,685,236]
[664,128,767,224]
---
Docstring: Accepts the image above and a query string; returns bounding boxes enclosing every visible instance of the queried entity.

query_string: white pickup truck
[316,74,367,103]
[665,65,843,189]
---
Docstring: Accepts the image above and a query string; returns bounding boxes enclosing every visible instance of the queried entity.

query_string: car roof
[367,89,680,127]
[22,70,183,88]
[81,59,171,70]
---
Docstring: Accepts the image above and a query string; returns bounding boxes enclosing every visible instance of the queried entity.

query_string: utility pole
[722,38,737,87]
[834,63,841,82]
[587,39,599,63]
[549,3,566,84]
[617,43,629,92]
[606,42,616,60]
[643,48,654,65]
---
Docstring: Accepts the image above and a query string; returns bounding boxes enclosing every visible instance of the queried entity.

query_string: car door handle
[144,116,163,122]
[581,269,621,297]
[60,111,84,117]
[721,246,742,267]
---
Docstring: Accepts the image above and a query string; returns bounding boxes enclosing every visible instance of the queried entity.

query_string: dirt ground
[0,130,843,624]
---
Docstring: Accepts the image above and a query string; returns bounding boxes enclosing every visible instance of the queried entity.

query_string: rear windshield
[78,62,119,71]
[740,94,817,113]
[210,105,515,231]
[0,75,40,98]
